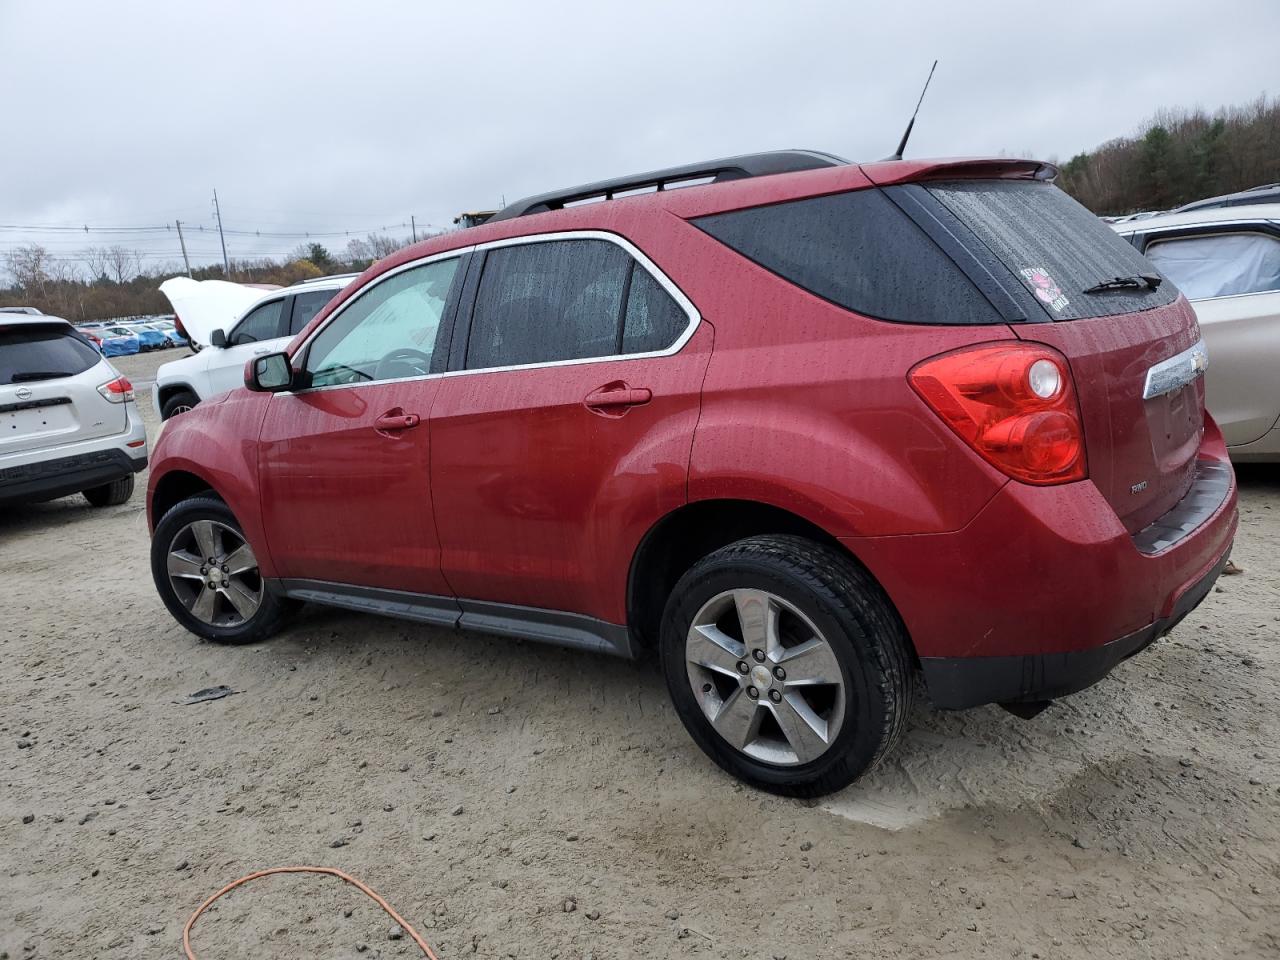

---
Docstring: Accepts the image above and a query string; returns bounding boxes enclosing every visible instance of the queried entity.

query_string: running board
[270,578,636,658]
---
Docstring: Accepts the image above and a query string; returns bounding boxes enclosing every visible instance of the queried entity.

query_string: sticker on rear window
[1020,267,1070,313]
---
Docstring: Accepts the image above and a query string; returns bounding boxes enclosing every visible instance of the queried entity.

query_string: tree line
[1056,94,1279,214]
[0,233,423,323]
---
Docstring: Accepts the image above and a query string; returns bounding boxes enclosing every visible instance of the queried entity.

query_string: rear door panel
[1193,290,1280,445]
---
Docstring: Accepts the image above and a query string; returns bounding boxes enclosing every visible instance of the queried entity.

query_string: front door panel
[258,380,447,594]
[1194,290,1280,446]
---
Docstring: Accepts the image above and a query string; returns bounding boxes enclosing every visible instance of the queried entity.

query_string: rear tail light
[97,376,135,404]
[173,315,188,339]
[909,342,1086,485]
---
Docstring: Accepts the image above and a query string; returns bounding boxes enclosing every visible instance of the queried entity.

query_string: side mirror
[246,352,294,392]
[210,328,228,348]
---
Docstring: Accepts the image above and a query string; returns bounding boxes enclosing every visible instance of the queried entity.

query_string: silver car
[0,315,148,507]
[1113,202,1280,461]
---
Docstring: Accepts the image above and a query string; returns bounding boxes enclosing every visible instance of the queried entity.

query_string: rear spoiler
[861,157,1059,187]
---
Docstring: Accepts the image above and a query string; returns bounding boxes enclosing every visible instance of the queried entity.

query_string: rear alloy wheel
[161,390,199,420]
[661,535,913,797]
[82,474,134,507]
[151,496,296,644]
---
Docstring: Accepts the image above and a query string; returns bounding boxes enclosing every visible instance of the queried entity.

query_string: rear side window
[289,288,339,335]
[926,180,1179,320]
[0,325,101,384]
[694,189,1002,325]
[466,239,689,369]
[1144,232,1280,299]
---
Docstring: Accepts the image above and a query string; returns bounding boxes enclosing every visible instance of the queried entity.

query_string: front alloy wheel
[151,495,296,644]
[166,519,263,626]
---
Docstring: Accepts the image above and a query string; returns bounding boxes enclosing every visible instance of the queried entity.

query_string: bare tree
[81,246,111,281]
[103,245,140,284]
[4,244,54,291]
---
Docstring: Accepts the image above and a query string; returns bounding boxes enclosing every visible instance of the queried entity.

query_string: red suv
[147,151,1237,796]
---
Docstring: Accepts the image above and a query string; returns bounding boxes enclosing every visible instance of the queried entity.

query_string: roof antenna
[885,59,938,161]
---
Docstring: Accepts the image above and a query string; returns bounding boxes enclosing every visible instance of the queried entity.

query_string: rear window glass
[693,189,1002,325]
[0,325,101,384]
[925,180,1179,320]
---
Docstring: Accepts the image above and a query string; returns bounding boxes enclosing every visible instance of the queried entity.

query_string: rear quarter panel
[668,223,1015,537]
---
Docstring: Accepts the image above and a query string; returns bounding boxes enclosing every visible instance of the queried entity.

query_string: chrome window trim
[283,230,700,396]
[1143,338,1209,401]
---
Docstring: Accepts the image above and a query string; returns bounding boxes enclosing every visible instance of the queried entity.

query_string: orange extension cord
[183,866,440,959]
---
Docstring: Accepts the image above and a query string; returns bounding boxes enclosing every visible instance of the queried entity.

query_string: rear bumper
[0,412,148,506]
[0,447,147,505]
[844,427,1238,709]
[919,547,1230,708]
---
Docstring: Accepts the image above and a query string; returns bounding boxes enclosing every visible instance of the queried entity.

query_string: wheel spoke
[189,585,218,623]
[687,624,745,678]
[190,520,220,561]
[167,550,205,581]
[220,580,259,620]
[777,637,842,686]
[771,692,831,764]
[733,590,779,657]
[711,687,763,751]
[223,543,257,576]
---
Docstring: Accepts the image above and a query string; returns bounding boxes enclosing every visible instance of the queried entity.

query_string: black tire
[660,534,913,797]
[151,495,296,644]
[82,474,134,507]
[161,390,200,420]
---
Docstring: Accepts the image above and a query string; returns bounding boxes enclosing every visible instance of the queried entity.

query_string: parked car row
[76,317,184,356]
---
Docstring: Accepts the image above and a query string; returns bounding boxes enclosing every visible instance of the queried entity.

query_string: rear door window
[925,180,1179,320]
[289,288,340,335]
[1,325,101,384]
[1144,232,1280,300]
[466,238,688,369]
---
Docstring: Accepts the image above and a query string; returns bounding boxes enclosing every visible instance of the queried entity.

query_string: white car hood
[158,277,276,347]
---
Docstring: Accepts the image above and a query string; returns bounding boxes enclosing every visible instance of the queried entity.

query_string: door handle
[583,383,652,416]
[374,411,421,432]
[253,348,271,356]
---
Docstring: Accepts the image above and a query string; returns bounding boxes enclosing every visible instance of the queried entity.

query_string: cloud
[1,0,1275,269]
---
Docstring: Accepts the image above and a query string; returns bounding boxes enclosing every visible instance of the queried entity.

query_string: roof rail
[486,149,848,223]
[1176,183,1280,212]
[289,272,360,287]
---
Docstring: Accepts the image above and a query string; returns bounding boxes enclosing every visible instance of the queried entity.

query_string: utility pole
[212,189,230,276]
[411,216,417,243]
[175,220,192,277]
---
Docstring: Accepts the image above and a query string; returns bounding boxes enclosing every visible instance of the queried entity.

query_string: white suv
[1,315,147,507]
[153,274,355,419]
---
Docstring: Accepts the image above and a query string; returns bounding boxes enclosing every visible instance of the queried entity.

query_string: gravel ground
[3,349,1278,959]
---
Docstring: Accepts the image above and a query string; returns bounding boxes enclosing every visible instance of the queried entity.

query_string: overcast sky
[2,0,1277,274]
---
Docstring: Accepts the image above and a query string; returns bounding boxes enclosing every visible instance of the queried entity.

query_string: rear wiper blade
[10,371,73,382]
[1083,274,1163,295]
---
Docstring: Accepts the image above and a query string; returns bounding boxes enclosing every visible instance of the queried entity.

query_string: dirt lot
[3,349,1278,959]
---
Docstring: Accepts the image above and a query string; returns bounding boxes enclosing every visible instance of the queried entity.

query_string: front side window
[230,299,285,345]
[465,238,689,370]
[1145,232,1280,300]
[305,258,459,388]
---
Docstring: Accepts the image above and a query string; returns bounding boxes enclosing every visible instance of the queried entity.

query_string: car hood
[158,277,279,347]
